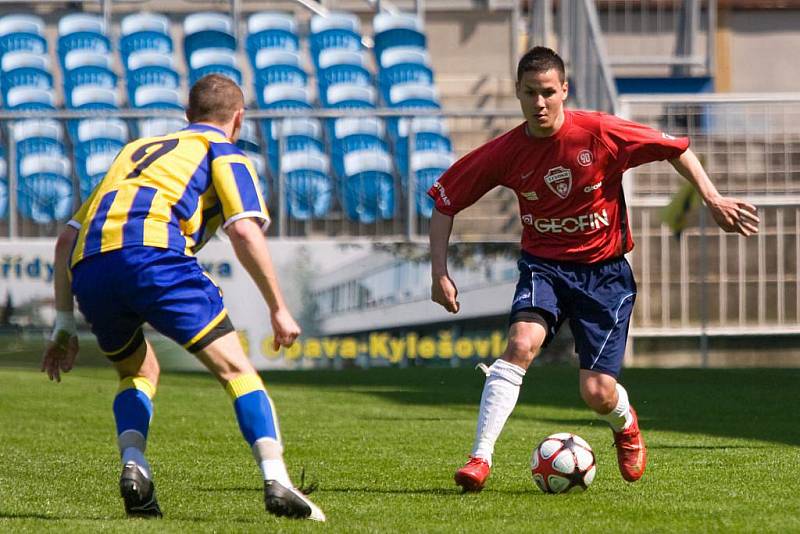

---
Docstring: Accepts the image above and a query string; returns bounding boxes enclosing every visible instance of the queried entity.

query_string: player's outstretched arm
[429,209,460,313]
[41,226,80,382]
[669,148,760,236]
[226,218,301,350]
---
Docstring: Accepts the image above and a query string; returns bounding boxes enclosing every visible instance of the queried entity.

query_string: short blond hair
[186,74,244,124]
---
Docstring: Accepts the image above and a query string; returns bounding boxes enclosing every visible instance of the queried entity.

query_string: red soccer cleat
[454,456,491,492]
[613,406,647,482]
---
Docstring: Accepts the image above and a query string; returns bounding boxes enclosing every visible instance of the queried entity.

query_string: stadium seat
[378,46,433,102]
[395,116,452,180]
[309,12,362,66]
[119,12,172,68]
[73,118,128,199]
[246,12,299,62]
[0,14,47,57]
[17,154,73,223]
[317,49,372,97]
[341,149,395,223]
[63,50,117,92]
[266,116,324,178]
[258,82,311,110]
[183,12,236,62]
[12,119,65,160]
[4,85,55,110]
[330,116,388,179]
[253,49,307,87]
[237,119,261,153]
[125,51,180,101]
[0,150,7,219]
[373,12,426,63]
[409,150,455,217]
[326,84,376,109]
[133,85,182,109]
[137,117,187,138]
[67,85,118,109]
[57,13,110,69]
[280,150,332,220]
[188,47,242,85]
[0,51,52,101]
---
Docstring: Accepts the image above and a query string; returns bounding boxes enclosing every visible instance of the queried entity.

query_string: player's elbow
[225,217,263,245]
[54,227,78,257]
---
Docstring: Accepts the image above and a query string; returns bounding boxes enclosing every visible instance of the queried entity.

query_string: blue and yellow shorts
[71,246,234,361]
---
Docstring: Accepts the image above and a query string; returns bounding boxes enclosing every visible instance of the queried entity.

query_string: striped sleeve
[209,142,270,231]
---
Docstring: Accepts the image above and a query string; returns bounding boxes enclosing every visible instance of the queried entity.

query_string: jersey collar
[184,123,227,137]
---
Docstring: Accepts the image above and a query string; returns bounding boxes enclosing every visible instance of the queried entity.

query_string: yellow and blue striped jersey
[68,124,268,267]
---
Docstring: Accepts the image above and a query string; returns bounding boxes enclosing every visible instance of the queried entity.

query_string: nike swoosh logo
[521,171,534,180]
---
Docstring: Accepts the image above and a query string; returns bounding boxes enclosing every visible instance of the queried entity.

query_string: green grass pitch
[1,363,799,532]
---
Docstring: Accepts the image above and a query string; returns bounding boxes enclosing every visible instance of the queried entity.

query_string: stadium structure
[0,0,798,368]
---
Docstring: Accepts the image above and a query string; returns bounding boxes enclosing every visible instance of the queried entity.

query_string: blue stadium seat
[247,12,299,62]
[133,85,182,109]
[330,116,388,179]
[188,47,242,85]
[12,119,65,161]
[137,117,187,138]
[341,149,395,223]
[373,12,426,63]
[309,12,362,66]
[409,150,454,218]
[266,116,324,178]
[0,14,47,57]
[120,13,172,68]
[395,116,452,180]
[317,49,371,97]
[183,12,236,61]
[0,51,52,101]
[237,119,261,153]
[4,85,55,110]
[378,46,433,102]
[253,49,306,87]
[57,13,110,69]
[17,154,73,223]
[72,118,128,194]
[0,150,7,219]
[63,50,117,92]
[257,82,311,109]
[67,85,119,110]
[325,83,376,109]
[125,51,180,102]
[280,150,332,220]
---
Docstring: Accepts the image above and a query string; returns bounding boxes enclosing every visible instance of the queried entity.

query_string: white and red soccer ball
[531,432,596,493]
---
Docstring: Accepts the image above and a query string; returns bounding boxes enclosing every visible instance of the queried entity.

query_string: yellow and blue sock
[226,374,291,486]
[113,376,156,478]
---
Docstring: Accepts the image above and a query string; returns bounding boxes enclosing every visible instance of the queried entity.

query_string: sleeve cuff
[66,219,81,230]
[222,211,271,233]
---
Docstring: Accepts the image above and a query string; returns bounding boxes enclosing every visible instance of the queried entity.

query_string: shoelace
[296,467,319,495]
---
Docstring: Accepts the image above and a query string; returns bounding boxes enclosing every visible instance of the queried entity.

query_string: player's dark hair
[187,74,244,124]
[516,46,566,83]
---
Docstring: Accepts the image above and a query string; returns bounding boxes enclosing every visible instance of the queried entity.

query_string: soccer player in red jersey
[428,47,760,492]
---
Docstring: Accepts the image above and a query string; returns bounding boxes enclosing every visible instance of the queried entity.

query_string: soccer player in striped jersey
[41,75,324,521]
[428,47,760,492]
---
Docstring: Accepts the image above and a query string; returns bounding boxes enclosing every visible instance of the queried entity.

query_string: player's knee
[503,336,538,367]
[580,381,616,413]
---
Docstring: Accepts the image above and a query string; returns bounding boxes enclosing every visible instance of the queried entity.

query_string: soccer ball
[531,432,596,493]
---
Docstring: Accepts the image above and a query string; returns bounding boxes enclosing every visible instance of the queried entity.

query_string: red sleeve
[600,114,690,171]
[427,142,503,216]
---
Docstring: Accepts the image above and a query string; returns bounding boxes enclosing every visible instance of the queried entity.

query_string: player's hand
[271,308,301,350]
[707,197,760,236]
[432,274,460,313]
[41,334,79,383]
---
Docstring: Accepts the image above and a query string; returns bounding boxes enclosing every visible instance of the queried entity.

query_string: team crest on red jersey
[544,166,573,199]
[577,150,593,166]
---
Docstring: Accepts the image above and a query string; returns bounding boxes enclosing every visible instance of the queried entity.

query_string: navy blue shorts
[509,252,636,378]
[71,247,234,361]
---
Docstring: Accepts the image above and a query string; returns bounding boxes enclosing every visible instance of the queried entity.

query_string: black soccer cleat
[120,462,163,519]
[264,480,325,522]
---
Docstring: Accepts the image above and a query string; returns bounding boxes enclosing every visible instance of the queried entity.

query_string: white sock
[119,430,151,479]
[471,360,526,466]
[596,383,633,432]
[253,438,292,487]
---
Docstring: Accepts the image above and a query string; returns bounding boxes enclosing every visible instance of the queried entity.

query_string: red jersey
[428,109,689,263]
